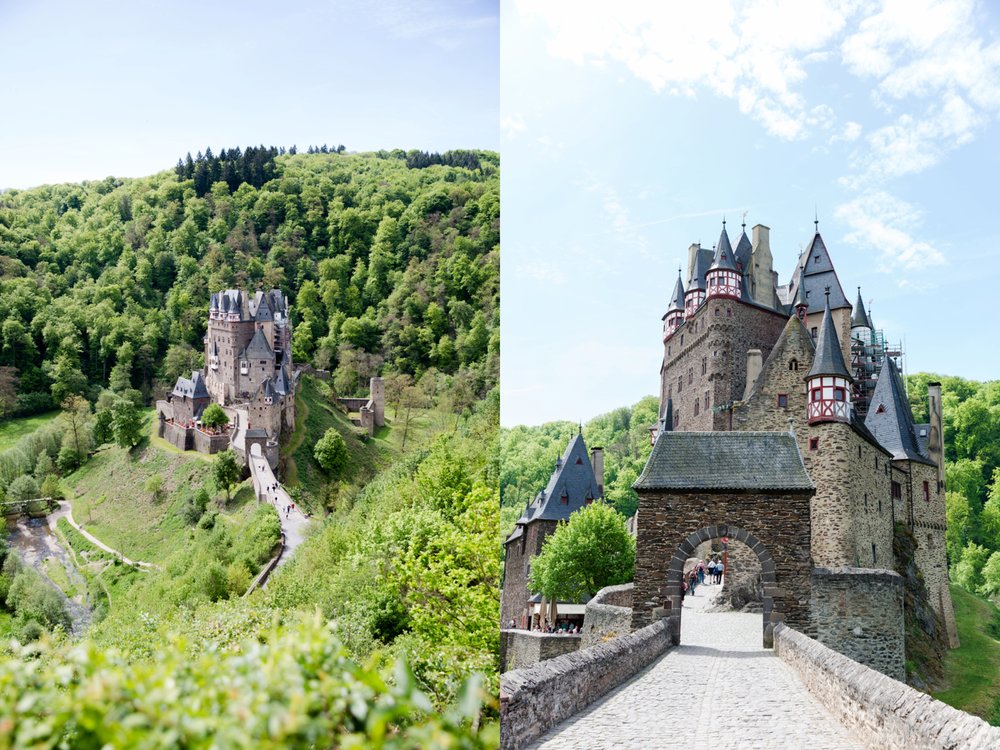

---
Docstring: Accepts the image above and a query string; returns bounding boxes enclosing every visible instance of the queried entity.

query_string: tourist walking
[697,560,706,585]
[688,568,698,596]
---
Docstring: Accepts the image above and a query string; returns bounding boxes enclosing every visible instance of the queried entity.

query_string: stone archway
[665,525,778,647]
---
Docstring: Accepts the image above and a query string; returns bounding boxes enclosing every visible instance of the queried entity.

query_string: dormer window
[240,360,249,375]
[560,491,568,505]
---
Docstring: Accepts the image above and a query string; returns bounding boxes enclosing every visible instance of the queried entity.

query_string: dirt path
[51,501,160,571]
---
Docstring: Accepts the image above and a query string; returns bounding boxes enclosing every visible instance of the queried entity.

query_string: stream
[6,517,94,635]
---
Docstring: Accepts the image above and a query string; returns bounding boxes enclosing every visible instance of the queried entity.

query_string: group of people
[531,622,581,635]
[680,557,725,600]
[265,482,294,517]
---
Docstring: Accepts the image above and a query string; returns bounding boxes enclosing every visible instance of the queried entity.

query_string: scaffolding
[851,328,903,418]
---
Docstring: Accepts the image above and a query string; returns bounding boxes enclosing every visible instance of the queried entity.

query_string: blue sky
[0,0,498,189]
[500,0,1000,426]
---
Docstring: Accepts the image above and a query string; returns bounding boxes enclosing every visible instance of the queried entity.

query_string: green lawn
[42,556,78,599]
[0,410,60,451]
[933,585,1000,723]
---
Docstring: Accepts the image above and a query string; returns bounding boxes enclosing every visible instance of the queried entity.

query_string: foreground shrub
[0,612,497,749]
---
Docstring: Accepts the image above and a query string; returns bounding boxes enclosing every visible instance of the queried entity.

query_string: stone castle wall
[581,583,633,649]
[160,421,191,451]
[192,429,230,455]
[500,630,582,673]
[500,619,672,750]
[809,567,905,680]
[660,297,788,430]
[774,623,1000,748]
[501,519,557,627]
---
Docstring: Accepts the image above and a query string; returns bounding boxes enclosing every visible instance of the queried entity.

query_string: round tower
[663,269,686,340]
[806,288,854,424]
[850,286,872,335]
[705,221,741,299]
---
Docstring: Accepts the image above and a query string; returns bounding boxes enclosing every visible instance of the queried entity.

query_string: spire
[864,357,934,464]
[814,205,819,233]
[793,266,808,310]
[662,396,673,432]
[667,268,686,312]
[709,222,737,272]
[806,288,852,381]
[688,246,708,291]
[851,286,872,329]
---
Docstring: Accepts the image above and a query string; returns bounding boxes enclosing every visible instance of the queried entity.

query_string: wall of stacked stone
[774,622,1000,749]
[844,428,894,570]
[720,539,762,607]
[500,619,672,750]
[660,298,788,432]
[161,421,190,451]
[501,519,557,627]
[631,490,813,637]
[905,459,958,648]
[581,583,633,649]
[192,429,230,454]
[810,567,905,680]
[500,630,582,673]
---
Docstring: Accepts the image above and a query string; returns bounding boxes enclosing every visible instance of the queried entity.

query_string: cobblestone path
[529,583,865,750]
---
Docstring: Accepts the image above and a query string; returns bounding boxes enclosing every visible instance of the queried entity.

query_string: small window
[715,308,721,317]
[575,457,583,465]
[694,398,700,416]
[681,335,684,345]
[678,377,683,393]
[809,437,819,451]
[864,493,868,512]
[688,369,693,385]
[811,389,821,402]
[560,492,568,505]
[858,446,862,458]
[811,327,818,340]
[704,391,710,409]
[872,543,877,565]
[789,359,798,371]
[777,394,788,408]
[923,481,930,501]
[875,403,886,414]
[701,357,707,375]
[833,387,845,401]
[727,307,732,317]
[875,457,879,470]
[891,481,901,500]
[878,497,882,513]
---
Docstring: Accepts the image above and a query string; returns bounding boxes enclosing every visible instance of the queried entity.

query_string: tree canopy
[528,502,635,602]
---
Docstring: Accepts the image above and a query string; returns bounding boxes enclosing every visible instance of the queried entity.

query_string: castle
[156,289,296,469]
[503,218,957,680]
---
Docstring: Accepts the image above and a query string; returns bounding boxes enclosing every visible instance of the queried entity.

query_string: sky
[500,0,1000,427]
[0,0,498,190]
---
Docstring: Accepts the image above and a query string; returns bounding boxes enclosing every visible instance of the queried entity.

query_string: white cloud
[830,120,862,143]
[835,191,946,273]
[501,114,527,139]
[513,259,567,285]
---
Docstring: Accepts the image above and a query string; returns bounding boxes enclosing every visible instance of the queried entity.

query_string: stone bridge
[247,443,309,581]
[501,585,1000,750]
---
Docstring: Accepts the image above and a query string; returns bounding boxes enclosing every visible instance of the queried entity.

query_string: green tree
[201,402,229,430]
[954,541,991,592]
[111,397,143,449]
[213,449,241,504]
[8,475,40,502]
[981,551,1000,597]
[46,353,88,405]
[313,428,348,476]
[60,395,91,469]
[528,502,635,602]
[145,474,164,504]
[945,491,973,564]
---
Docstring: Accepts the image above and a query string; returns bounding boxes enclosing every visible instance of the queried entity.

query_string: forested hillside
[0,148,498,415]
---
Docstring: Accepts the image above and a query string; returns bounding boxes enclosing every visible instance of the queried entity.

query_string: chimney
[743,349,762,400]
[591,447,605,499]
[928,382,944,492]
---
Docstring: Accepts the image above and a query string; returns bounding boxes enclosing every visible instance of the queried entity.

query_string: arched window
[789,359,798,371]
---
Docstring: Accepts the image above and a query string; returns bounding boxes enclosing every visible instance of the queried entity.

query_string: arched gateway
[631,430,815,647]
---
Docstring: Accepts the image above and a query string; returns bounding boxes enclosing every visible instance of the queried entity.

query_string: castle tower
[805,289,853,424]
[705,221,741,300]
[684,244,708,315]
[850,287,872,335]
[793,267,808,322]
[663,270,685,340]
[750,224,777,309]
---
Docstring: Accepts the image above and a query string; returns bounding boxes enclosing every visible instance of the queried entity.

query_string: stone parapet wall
[500,630,582,673]
[581,583,633,649]
[500,619,672,750]
[160,421,191,451]
[774,623,1000,749]
[192,429,230,455]
[810,567,905,680]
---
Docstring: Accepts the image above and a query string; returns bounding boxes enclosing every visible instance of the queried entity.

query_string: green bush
[0,614,498,749]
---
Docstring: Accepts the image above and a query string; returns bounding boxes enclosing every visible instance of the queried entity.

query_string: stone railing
[581,582,633,649]
[501,618,671,750]
[774,623,1000,749]
[500,630,582,673]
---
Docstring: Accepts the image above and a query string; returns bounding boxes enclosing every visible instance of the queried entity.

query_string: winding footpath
[247,448,309,577]
[528,582,865,750]
[50,501,160,571]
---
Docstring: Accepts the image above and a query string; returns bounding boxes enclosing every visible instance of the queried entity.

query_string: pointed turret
[851,287,872,331]
[806,289,853,424]
[793,266,809,322]
[706,221,741,299]
[663,269,686,339]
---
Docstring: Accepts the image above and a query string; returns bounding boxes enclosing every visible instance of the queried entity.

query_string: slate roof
[734,228,752,272]
[217,289,245,318]
[851,287,873,329]
[786,232,851,313]
[687,246,712,292]
[806,291,852,381]
[793,267,809,310]
[634,431,814,492]
[244,428,268,438]
[251,291,273,322]
[666,272,686,314]
[864,357,935,465]
[505,432,603,543]
[708,224,737,272]
[262,378,277,400]
[275,365,291,396]
[172,370,210,400]
[241,328,274,360]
